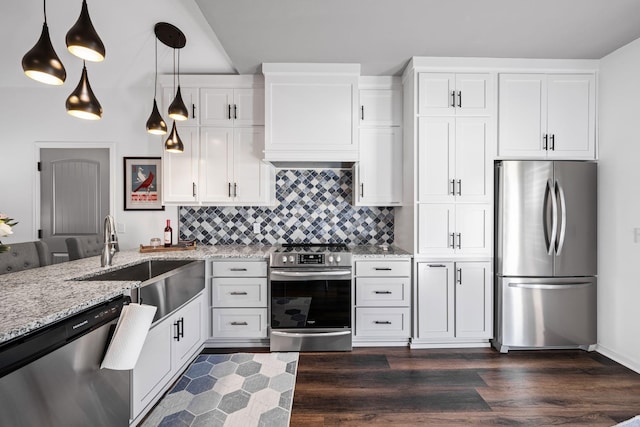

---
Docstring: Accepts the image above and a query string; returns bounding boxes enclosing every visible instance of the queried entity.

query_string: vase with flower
[0,213,18,253]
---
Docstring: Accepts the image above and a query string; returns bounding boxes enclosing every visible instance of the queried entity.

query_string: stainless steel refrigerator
[493,160,597,353]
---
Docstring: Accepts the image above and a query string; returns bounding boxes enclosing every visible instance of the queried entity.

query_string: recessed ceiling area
[195,0,640,75]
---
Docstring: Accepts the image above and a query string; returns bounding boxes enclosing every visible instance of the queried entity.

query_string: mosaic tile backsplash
[179,169,394,245]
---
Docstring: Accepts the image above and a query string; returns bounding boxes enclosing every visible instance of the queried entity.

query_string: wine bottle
[164,219,172,247]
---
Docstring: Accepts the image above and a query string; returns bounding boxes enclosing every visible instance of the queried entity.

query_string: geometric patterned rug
[140,352,299,427]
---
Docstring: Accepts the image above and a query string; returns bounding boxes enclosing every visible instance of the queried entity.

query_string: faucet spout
[101,215,118,267]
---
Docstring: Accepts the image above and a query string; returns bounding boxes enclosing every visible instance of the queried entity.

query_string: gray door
[40,148,110,263]
[552,161,597,277]
[496,160,554,277]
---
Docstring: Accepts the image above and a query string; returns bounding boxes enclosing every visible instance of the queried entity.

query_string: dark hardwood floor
[290,347,640,426]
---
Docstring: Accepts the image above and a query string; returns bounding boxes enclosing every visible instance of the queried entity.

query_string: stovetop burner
[279,243,349,252]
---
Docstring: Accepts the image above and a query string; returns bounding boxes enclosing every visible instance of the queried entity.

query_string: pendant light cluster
[146,22,187,153]
[22,0,104,120]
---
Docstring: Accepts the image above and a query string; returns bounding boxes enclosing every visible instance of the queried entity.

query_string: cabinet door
[546,74,595,159]
[417,262,455,339]
[132,319,173,418]
[418,204,454,255]
[162,126,199,204]
[163,87,198,126]
[200,88,234,126]
[235,88,265,126]
[455,204,491,255]
[233,127,268,204]
[200,127,233,202]
[173,294,205,368]
[455,118,489,202]
[455,262,492,339]
[357,127,402,206]
[359,88,402,126]
[455,74,490,116]
[418,117,454,203]
[498,74,546,158]
[417,73,455,115]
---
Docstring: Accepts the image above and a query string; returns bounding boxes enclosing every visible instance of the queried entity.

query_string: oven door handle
[270,270,352,280]
[271,330,351,338]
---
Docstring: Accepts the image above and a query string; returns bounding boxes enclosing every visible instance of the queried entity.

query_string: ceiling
[195,0,640,76]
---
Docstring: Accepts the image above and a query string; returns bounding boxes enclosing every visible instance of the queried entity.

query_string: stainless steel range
[269,243,352,352]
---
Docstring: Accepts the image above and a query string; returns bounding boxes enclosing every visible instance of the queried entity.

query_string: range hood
[262,63,361,167]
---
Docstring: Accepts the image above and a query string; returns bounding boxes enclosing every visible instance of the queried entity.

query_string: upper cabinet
[263,63,360,162]
[418,73,491,116]
[200,88,264,127]
[359,86,402,127]
[498,73,596,159]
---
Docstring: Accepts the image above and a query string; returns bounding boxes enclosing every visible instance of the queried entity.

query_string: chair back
[0,241,51,275]
[66,235,103,260]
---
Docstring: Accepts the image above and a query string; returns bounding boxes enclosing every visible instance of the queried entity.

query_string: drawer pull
[374,321,392,325]
[229,291,248,295]
[374,291,392,294]
[230,268,248,272]
[230,321,248,326]
[374,267,392,271]
[428,264,446,268]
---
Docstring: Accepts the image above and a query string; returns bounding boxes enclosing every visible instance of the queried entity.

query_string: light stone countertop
[0,244,409,345]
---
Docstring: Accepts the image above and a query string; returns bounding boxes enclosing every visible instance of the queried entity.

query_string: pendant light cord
[153,37,158,99]
[43,0,47,23]
[177,49,181,87]
[172,48,176,96]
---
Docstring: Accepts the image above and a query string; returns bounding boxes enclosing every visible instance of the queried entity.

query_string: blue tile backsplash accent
[179,169,394,245]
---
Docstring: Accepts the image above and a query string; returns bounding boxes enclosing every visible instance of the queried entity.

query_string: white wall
[0,0,233,250]
[598,36,640,372]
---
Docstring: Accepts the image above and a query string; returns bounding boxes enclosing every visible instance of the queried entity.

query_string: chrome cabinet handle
[457,91,462,108]
[173,320,180,341]
[230,321,248,326]
[456,179,461,196]
[456,268,462,284]
[543,134,548,150]
[374,320,392,325]
[229,291,248,295]
[456,233,461,249]
[450,91,456,107]
[449,233,455,248]
[374,291,392,294]
[550,134,555,151]
[450,179,455,195]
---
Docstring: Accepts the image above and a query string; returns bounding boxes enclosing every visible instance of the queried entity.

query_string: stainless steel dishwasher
[0,296,130,426]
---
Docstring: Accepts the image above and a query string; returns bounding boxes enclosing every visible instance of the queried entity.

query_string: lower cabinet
[210,260,268,342]
[131,291,206,421]
[354,259,412,345]
[414,261,492,345]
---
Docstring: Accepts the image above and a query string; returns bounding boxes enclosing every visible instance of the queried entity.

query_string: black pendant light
[168,49,188,121]
[22,0,66,85]
[165,122,184,153]
[66,0,105,62]
[146,37,167,135]
[66,61,103,120]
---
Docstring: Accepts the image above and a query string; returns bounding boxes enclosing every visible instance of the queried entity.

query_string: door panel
[553,162,597,276]
[200,128,232,202]
[40,148,109,263]
[497,161,553,276]
[418,117,454,202]
[455,118,488,202]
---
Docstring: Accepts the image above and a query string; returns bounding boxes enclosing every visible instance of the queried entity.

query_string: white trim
[596,344,640,375]
[33,141,117,241]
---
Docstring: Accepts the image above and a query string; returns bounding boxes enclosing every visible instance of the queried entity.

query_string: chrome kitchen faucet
[101,215,119,267]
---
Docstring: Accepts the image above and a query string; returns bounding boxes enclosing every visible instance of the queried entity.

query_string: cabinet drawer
[212,278,267,308]
[211,261,267,277]
[211,308,267,338]
[356,278,410,306]
[355,307,411,337]
[355,260,411,277]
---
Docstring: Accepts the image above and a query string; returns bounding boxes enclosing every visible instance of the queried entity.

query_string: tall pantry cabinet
[397,59,496,348]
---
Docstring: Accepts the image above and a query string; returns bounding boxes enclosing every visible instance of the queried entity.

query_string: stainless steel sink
[79,260,205,323]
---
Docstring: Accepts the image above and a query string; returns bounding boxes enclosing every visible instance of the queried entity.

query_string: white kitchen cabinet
[415,261,491,340]
[359,87,402,127]
[263,63,360,162]
[418,116,489,203]
[200,127,271,205]
[356,127,403,206]
[162,87,199,126]
[210,260,268,341]
[417,203,490,256]
[418,73,491,116]
[200,88,264,127]
[162,126,199,204]
[498,73,596,159]
[132,292,206,419]
[354,259,412,345]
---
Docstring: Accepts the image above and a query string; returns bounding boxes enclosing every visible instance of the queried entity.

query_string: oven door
[270,268,352,351]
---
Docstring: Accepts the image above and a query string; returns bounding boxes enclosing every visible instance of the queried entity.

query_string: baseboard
[596,344,640,374]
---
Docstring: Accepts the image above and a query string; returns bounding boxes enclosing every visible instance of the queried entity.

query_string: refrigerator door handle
[546,180,558,255]
[508,282,592,290]
[555,181,567,255]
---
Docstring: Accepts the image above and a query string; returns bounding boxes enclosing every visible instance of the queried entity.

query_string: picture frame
[123,157,164,211]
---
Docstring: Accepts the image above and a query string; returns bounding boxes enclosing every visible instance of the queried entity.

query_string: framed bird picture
[123,157,164,211]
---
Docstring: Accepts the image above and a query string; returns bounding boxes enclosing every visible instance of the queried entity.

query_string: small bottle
[164,219,172,247]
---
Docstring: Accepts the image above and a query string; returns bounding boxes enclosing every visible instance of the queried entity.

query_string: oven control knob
[336,256,342,263]
[328,255,335,263]
[282,255,288,264]
[288,255,295,263]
